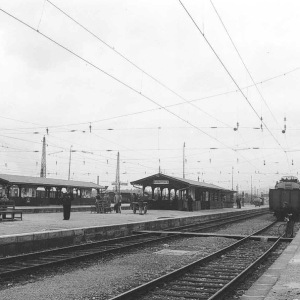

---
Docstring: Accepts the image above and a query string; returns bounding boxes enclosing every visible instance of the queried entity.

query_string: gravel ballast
[0,236,235,300]
[0,213,295,300]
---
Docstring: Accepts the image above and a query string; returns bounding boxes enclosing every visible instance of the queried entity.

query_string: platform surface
[0,204,264,237]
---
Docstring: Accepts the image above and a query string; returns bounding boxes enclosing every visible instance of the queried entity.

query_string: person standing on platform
[236,196,241,209]
[62,191,73,220]
[114,192,122,213]
[1,194,9,219]
[187,194,194,212]
[282,202,295,237]
[95,194,101,213]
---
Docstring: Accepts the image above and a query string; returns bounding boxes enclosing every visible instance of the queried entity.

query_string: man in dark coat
[236,197,241,209]
[62,192,73,220]
[282,202,295,236]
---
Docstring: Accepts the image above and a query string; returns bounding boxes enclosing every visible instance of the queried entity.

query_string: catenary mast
[115,152,120,194]
[40,136,46,178]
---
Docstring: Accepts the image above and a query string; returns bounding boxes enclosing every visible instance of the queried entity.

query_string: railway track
[108,222,281,300]
[0,210,269,280]
[164,209,269,233]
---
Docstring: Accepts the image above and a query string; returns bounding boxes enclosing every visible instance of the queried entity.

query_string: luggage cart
[132,201,148,214]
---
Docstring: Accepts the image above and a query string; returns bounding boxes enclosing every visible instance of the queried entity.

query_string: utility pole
[40,136,46,178]
[68,145,73,180]
[159,159,161,173]
[112,152,127,195]
[183,142,185,179]
[115,152,120,195]
[231,166,234,190]
[251,175,252,203]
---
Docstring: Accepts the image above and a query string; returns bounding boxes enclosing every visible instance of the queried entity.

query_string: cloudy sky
[0,0,300,193]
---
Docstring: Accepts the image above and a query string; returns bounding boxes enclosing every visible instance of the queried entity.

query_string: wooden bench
[0,201,23,221]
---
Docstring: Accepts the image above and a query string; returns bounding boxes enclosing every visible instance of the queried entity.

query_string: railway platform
[0,204,267,256]
[6,204,131,214]
[0,204,265,236]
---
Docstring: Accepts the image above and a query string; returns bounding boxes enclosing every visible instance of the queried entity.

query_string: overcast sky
[1,0,300,193]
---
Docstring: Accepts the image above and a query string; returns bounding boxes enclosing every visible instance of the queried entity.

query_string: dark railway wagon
[269,176,300,221]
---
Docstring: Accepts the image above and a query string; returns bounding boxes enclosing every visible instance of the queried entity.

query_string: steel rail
[0,210,270,280]
[0,233,177,278]
[163,209,269,232]
[108,221,279,300]
[208,236,281,300]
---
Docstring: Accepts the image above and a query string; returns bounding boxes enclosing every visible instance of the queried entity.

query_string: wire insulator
[282,117,287,133]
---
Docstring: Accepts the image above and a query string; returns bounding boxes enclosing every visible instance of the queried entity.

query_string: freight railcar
[269,176,300,221]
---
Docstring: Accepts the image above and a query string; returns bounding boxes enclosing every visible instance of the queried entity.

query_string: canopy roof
[131,173,233,192]
[0,174,105,190]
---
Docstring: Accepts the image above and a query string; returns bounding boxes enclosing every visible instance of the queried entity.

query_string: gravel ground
[204,213,276,235]
[0,236,235,300]
[141,239,277,300]
[0,213,292,300]
[223,242,289,300]
[205,214,300,237]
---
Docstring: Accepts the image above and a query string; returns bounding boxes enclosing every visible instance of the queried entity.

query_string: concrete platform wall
[0,208,269,256]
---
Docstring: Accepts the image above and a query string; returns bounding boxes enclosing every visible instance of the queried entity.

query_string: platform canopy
[131,173,232,192]
[0,173,106,190]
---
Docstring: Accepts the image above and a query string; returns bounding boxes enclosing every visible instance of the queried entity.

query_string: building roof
[106,189,149,194]
[131,173,233,192]
[0,174,106,189]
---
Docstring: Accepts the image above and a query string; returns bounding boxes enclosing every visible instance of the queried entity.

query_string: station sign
[153,180,169,185]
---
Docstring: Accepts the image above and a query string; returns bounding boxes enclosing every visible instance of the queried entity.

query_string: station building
[131,173,235,210]
[0,174,106,206]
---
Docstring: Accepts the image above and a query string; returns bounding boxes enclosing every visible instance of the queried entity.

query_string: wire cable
[179,0,292,173]
[0,6,260,171]
[46,0,232,129]
[0,66,298,131]
[209,0,282,130]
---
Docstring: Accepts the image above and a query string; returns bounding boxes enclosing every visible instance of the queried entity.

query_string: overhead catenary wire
[0,6,262,172]
[1,5,298,185]
[0,65,298,132]
[209,0,284,175]
[46,0,232,130]
[209,0,282,131]
[179,0,292,174]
